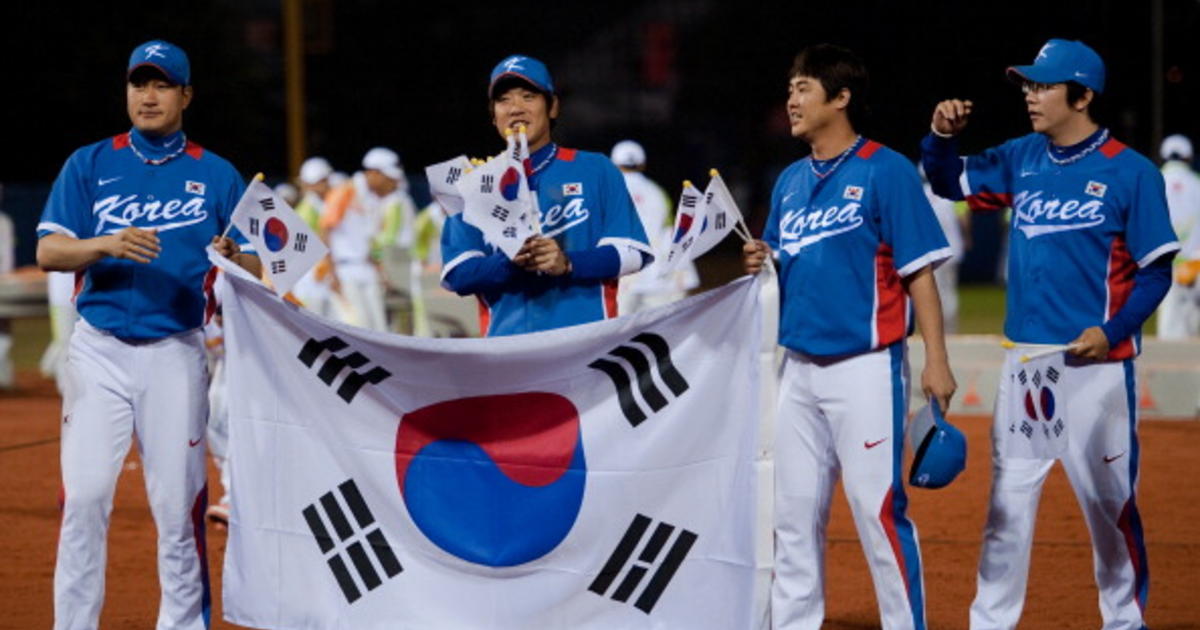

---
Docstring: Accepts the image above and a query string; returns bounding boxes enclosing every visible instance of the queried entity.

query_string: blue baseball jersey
[441,146,651,336]
[764,140,952,357]
[38,131,250,340]
[952,132,1178,359]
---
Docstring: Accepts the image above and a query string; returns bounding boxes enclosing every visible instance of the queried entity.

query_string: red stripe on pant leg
[1117,498,1149,612]
[191,484,212,625]
[879,486,911,594]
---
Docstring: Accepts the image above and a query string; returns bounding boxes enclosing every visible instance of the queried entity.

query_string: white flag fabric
[424,155,472,216]
[1000,349,1068,459]
[211,251,761,629]
[458,132,539,259]
[693,172,744,258]
[662,183,705,272]
[230,179,328,295]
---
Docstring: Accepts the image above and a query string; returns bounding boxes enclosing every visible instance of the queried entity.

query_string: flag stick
[221,173,265,239]
[1019,343,1080,363]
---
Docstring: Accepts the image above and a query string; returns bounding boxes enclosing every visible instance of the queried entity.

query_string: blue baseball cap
[907,398,967,489]
[1007,39,1105,94]
[128,40,191,86]
[489,55,555,98]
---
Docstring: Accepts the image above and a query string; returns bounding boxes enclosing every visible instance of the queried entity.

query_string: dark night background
[3,1,1198,279]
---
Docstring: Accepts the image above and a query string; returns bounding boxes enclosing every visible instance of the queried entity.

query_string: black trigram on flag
[681,194,697,209]
[271,260,286,274]
[259,197,275,212]
[302,479,403,604]
[445,166,463,185]
[481,174,495,194]
[294,232,308,252]
[297,336,392,403]
[589,513,698,614]
[248,217,260,236]
[589,333,689,426]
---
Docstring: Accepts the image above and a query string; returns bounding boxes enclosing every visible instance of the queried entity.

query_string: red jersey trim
[874,243,906,347]
[1100,138,1127,159]
[111,133,131,150]
[556,147,578,162]
[1105,236,1136,360]
[185,140,205,160]
[856,140,883,160]
[966,191,1013,213]
[476,296,492,337]
[603,279,619,319]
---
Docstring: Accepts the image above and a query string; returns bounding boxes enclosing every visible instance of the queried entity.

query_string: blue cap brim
[128,62,185,86]
[1006,65,1064,85]
[489,71,552,98]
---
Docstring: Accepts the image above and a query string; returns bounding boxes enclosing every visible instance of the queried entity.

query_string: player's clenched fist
[932,99,974,137]
[515,236,571,276]
[742,240,770,275]
[104,226,161,263]
[211,235,241,260]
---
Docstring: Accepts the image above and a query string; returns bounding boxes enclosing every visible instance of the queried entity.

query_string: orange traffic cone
[963,371,982,408]
[1138,370,1157,411]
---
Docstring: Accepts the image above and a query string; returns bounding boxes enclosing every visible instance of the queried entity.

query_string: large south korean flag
[210,252,761,629]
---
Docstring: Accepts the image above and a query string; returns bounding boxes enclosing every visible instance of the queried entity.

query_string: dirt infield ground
[2,371,1198,629]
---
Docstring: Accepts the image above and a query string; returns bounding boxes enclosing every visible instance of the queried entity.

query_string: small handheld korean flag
[694,169,750,256]
[662,181,704,272]
[1002,350,1068,459]
[424,155,472,216]
[457,129,539,259]
[230,177,328,295]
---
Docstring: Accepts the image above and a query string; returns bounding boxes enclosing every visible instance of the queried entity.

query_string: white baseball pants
[772,343,926,630]
[55,319,211,630]
[970,356,1149,630]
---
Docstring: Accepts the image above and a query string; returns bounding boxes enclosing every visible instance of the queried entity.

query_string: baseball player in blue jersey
[922,39,1178,630]
[36,40,260,630]
[440,55,652,336]
[743,44,957,630]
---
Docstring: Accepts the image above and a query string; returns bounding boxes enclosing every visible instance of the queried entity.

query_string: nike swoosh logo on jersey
[1019,170,1038,178]
[1103,451,1125,464]
[189,438,202,447]
[98,176,123,186]
[864,437,888,449]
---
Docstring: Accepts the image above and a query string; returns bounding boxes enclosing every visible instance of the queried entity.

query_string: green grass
[954,282,1159,336]
[9,316,52,371]
[956,284,1007,334]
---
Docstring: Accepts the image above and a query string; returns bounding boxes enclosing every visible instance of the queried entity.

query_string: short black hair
[1065,81,1103,124]
[789,44,871,130]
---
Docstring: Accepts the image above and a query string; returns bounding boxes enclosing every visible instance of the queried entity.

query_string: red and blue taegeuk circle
[500,167,522,202]
[394,392,586,567]
[263,217,289,252]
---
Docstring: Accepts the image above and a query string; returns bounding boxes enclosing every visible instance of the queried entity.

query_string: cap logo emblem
[1036,43,1053,61]
[143,43,168,60]
[502,56,525,72]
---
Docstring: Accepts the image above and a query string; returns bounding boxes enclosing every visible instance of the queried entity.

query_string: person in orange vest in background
[321,148,413,331]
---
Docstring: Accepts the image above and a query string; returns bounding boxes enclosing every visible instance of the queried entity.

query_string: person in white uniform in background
[610,140,698,314]
[919,162,969,333]
[291,156,343,319]
[1157,134,1200,339]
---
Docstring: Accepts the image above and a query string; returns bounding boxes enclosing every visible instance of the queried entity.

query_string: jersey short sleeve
[38,148,95,239]
[1127,164,1181,267]
[874,157,953,277]
[595,160,653,257]
[963,137,1024,211]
